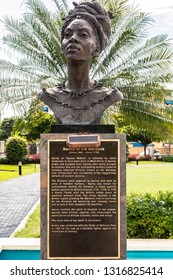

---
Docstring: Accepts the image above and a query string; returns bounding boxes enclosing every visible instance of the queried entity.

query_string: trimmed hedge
[127,192,173,238]
[162,155,173,162]
[6,136,28,164]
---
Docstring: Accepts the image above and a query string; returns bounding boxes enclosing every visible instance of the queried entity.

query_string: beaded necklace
[44,82,113,111]
[59,80,99,98]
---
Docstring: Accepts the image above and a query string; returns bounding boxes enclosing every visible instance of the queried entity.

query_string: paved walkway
[0,173,40,237]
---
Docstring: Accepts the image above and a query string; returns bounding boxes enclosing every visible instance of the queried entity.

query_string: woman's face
[61,18,97,62]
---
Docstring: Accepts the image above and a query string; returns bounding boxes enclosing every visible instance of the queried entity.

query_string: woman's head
[61,1,112,55]
[61,17,99,62]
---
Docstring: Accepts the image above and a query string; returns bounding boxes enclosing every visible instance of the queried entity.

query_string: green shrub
[29,143,37,154]
[127,192,173,238]
[0,157,9,164]
[6,136,28,164]
[162,155,173,162]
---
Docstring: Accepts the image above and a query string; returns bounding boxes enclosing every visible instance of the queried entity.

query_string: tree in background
[125,127,161,155]
[118,118,173,155]
[6,135,28,164]
[0,0,173,131]
[13,111,56,142]
[0,117,17,141]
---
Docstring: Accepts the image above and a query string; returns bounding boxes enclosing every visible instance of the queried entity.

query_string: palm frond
[0,0,173,131]
[91,3,153,77]
[52,0,70,12]
[93,33,173,86]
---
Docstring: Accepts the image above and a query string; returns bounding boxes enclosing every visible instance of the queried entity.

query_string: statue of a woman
[38,0,123,125]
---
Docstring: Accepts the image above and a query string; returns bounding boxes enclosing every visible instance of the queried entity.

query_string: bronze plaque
[47,139,120,259]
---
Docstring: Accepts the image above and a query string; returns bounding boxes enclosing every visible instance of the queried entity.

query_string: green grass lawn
[13,162,173,238]
[127,162,173,195]
[14,204,40,238]
[0,164,40,182]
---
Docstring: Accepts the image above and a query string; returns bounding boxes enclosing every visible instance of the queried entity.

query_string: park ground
[2,161,170,238]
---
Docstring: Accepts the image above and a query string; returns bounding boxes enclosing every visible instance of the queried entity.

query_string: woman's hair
[61,1,112,53]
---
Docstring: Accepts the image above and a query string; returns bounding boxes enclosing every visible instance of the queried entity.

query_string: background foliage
[13,111,56,141]
[0,117,16,140]
[5,135,28,164]
[127,191,173,238]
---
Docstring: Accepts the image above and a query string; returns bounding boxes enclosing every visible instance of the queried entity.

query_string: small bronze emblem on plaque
[67,135,101,148]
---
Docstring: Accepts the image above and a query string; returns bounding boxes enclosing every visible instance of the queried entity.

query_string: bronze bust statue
[38,0,123,125]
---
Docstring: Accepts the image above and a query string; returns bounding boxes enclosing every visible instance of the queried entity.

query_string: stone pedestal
[40,131,126,259]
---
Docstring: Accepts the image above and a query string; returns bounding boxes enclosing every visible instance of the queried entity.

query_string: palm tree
[0,0,173,131]
[0,0,68,115]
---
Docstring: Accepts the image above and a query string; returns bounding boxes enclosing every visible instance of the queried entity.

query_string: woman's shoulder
[37,86,62,100]
[93,84,123,102]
